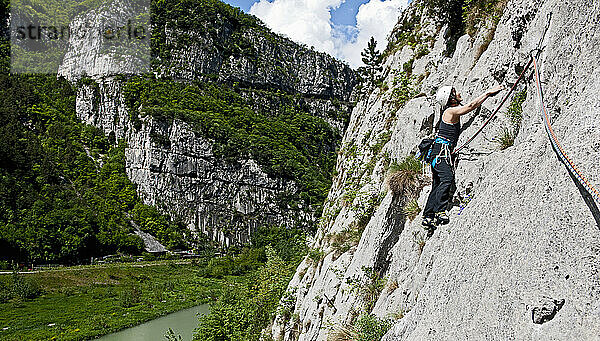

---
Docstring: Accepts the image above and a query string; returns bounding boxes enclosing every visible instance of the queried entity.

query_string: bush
[354,314,394,341]
[496,127,516,150]
[329,313,393,341]
[8,271,42,300]
[387,155,424,195]
[462,0,509,37]
[327,224,364,256]
[506,89,526,128]
[495,89,526,150]
[250,225,306,264]
[307,248,325,265]
[390,71,417,110]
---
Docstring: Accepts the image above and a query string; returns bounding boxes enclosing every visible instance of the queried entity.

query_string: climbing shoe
[422,216,436,228]
[434,211,450,225]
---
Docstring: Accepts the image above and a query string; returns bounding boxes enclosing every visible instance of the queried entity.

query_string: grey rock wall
[62,1,357,246]
[272,0,600,339]
[155,24,356,102]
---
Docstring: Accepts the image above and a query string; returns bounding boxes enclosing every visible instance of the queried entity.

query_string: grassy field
[0,260,226,341]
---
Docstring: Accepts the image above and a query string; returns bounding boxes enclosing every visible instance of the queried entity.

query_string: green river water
[96,304,210,341]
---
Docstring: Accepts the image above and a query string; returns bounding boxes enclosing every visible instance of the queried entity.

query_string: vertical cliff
[59,0,357,246]
[271,0,600,339]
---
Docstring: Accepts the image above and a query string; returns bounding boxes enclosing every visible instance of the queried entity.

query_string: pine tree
[358,37,383,89]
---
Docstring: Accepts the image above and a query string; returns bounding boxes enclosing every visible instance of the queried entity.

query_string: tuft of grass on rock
[403,200,421,221]
[496,127,516,150]
[387,155,423,196]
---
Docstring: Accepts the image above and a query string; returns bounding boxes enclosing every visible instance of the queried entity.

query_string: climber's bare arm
[443,85,504,123]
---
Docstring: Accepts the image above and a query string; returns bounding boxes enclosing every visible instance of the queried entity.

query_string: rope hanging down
[452,57,533,155]
[532,55,600,205]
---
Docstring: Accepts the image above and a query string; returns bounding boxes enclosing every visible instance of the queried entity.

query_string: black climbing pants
[423,146,456,217]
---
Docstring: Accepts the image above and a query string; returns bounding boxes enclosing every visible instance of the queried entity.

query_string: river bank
[0,261,227,341]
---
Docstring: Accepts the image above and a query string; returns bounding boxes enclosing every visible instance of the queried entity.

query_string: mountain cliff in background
[0,0,357,264]
[270,0,600,339]
[59,0,357,247]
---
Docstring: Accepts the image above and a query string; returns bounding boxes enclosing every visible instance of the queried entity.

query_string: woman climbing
[422,84,504,230]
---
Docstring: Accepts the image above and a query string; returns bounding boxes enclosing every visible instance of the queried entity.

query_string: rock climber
[422,84,504,230]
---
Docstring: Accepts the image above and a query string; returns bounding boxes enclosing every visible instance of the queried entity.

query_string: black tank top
[437,118,461,146]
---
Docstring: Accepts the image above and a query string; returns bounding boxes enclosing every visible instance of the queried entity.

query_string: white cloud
[249,0,344,56]
[341,0,408,67]
[249,0,409,68]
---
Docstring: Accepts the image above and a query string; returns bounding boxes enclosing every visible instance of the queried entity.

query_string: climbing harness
[532,55,600,205]
[430,136,453,170]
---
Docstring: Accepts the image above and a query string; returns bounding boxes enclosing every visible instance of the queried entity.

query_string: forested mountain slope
[61,0,357,247]
[0,0,357,263]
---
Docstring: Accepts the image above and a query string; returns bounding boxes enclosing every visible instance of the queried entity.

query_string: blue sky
[222,0,370,26]
[219,0,410,67]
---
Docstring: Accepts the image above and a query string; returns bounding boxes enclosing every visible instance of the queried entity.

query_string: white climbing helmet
[435,85,454,106]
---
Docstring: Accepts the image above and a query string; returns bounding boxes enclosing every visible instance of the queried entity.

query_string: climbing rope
[453,12,553,155]
[532,55,600,204]
[452,57,533,155]
[448,49,599,205]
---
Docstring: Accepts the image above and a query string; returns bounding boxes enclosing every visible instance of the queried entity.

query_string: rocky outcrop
[272,0,600,339]
[62,0,357,246]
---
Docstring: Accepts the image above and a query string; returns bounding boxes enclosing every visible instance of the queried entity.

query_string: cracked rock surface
[272,0,600,340]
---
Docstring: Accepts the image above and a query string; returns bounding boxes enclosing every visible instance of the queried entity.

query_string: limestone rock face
[272,0,600,339]
[61,2,357,246]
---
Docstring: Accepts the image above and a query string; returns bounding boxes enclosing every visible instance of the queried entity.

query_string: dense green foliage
[194,226,306,278]
[123,77,340,216]
[462,0,508,36]
[151,0,270,70]
[352,314,394,341]
[193,226,307,341]
[0,270,42,302]
[0,261,222,341]
[194,247,294,341]
[0,75,188,264]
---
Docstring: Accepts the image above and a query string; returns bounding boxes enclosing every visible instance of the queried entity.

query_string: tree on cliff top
[358,37,383,89]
